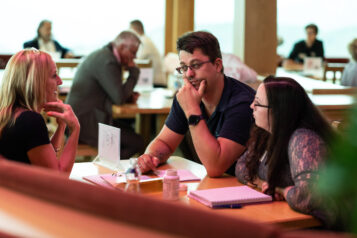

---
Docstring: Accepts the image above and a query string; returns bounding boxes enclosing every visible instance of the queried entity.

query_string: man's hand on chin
[176,78,206,117]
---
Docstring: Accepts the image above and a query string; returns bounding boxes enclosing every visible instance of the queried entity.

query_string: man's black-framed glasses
[176,60,211,74]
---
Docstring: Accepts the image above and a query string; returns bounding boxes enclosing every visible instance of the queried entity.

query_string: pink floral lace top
[236,128,327,219]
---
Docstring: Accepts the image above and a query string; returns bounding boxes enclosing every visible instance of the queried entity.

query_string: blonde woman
[0,49,80,174]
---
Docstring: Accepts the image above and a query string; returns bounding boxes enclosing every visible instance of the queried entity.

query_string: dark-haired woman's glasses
[176,60,211,74]
[254,103,271,108]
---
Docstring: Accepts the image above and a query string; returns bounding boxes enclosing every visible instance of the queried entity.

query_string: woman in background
[235,76,336,226]
[23,20,74,59]
[0,49,79,174]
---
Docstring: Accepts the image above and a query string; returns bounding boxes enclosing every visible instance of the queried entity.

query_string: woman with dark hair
[235,76,335,224]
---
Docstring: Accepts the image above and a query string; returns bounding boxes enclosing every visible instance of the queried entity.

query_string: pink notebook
[188,186,272,208]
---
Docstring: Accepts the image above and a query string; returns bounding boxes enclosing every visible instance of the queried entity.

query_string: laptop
[303,57,323,77]
[93,123,124,171]
[134,67,154,91]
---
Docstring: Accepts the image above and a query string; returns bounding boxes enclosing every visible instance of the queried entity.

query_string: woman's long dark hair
[245,76,335,196]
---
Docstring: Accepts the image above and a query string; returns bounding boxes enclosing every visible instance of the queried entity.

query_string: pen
[212,204,242,209]
[153,169,161,176]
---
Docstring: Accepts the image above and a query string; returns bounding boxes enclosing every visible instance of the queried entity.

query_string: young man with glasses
[283,23,324,70]
[138,31,255,177]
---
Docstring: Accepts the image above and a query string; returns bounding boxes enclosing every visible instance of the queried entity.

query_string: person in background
[130,19,166,87]
[235,76,335,227]
[0,49,80,174]
[23,20,74,59]
[221,53,257,84]
[138,31,255,177]
[283,24,324,70]
[66,31,144,160]
[341,38,357,86]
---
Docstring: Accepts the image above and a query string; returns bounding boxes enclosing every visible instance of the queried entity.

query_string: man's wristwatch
[188,114,204,126]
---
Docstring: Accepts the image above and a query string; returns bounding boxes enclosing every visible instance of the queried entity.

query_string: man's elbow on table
[205,166,228,178]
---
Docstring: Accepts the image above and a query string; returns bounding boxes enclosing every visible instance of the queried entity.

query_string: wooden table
[310,94,355,125]
[275,68,353,94]
[112,88,173,145]
[260,68,357,126]
[55,58,82,68]
[70,156,321,230]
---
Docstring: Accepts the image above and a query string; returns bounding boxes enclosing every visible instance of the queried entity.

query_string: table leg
[136,114,152,146]
[156,114,168,133]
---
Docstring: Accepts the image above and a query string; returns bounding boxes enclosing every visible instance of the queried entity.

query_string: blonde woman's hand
[50,99,66,128]
[43,101,80,133]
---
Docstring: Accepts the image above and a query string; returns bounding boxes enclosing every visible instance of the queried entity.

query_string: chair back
[323,58,350,83]
[0,54,12,69]
[311,87,357,95]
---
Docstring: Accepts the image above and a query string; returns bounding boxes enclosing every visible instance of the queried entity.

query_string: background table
[112,88,173,145]
[275,68,353,94]
[310,94,355,127]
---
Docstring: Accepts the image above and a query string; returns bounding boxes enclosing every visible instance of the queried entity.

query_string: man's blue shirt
[165,76,255,175]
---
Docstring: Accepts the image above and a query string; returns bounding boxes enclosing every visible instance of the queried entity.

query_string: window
[278,0,357,58]
[194,0,235,54]
[0,0,165,56]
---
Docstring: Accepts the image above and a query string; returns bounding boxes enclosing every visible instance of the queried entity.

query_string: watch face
[188,115,202,125]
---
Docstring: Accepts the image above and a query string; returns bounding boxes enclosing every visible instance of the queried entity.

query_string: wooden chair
[0,54,12,69]
[323,58,349,83]
[311,87,357,95]
[76,144,98,162]
[331,120,341,130]
[76,144,97,157]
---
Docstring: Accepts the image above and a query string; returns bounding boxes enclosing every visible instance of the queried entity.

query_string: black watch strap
[188,114,204,126]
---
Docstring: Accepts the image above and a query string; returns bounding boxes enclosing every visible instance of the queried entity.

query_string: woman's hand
[250,177,265,189]
[262,182,286,201]
[49,100,66,128]
[43,101,80,133]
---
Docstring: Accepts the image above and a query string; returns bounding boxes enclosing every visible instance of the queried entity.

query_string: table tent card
[93,123,123,171]
[135,68,154,91]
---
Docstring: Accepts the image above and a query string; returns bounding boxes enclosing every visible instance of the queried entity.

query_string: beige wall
[165,0,194,54]
[244,0,277,75]
[165,0,277,75]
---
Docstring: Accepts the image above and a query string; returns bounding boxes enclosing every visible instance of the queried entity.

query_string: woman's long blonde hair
[0,49,52,134]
